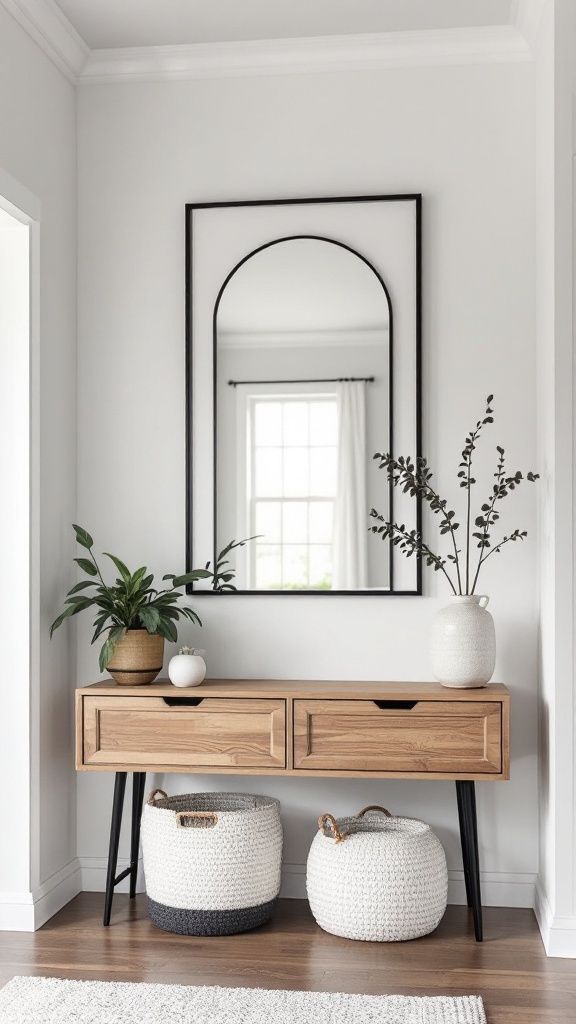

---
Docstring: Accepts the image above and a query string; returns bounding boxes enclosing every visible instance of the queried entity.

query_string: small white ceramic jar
[168,647,206,687]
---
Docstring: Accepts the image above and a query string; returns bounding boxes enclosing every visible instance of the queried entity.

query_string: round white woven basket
[306,805,448,942]
[142,790,282,935]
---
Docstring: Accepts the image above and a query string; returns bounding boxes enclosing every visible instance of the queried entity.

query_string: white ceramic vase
[430,595,495,689]
[168,647,207,688]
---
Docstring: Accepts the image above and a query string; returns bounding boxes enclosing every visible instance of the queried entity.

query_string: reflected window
[248,393,338,590]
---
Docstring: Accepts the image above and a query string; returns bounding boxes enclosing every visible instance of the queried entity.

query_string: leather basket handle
[176,811,219,829]
[357,804,392,818]
[147,789,168,806]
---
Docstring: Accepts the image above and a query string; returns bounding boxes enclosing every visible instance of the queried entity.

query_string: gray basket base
[147,897,277,936]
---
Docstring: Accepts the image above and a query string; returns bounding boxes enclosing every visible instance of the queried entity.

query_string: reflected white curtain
[332,381,368,590]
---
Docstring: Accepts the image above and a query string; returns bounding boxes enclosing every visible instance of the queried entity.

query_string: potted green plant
[370,395,539,687]
[50,525,251,685]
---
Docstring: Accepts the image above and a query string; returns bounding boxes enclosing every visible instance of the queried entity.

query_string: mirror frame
[185,194,423,597]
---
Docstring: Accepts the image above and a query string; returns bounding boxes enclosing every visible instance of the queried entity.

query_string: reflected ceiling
[53,0,514,50]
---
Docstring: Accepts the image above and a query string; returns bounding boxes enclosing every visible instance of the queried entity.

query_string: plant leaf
[181,607,202,627]
[99,625,127,672]
[72,524,94,549]
[138,605,160,634]
[103,553,131,583]
[74,557,98,577]
[156,617,178,643]
[172,570,212,587]
[91,611,111,644]
[99,636,114,673]
[49,604,77,637]
[65,580,97,595]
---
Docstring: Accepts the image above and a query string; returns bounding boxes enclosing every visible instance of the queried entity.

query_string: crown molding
[80,25,532,85]
[513,0,549,55]
[0,6,534,87]
[0,0,89,81]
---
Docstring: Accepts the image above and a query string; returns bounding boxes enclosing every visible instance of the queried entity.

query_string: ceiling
[53,0,515,51]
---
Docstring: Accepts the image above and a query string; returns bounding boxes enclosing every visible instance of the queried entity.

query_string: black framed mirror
[186,194,422,595]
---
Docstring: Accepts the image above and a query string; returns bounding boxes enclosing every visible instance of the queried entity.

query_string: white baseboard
[0,890,35,931]
[79,856,145,894]
[33,859,82,929]
[281,863,536,907]
[535,879,576,957]
[1,858,536,930]
[79,858,537,909]
[0,858,81,931]
[447,869,537,909]
[280,861,307,898]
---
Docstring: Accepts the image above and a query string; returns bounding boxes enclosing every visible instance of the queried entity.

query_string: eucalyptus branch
[373,452,463,593]
[470,455,539,593]
[456,395,494,594]
[469,447,506,594]
[370,395,539,595]
[369,512,458,594]
[474,529,528,570]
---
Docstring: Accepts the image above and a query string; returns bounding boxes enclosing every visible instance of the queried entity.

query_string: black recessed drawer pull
[162,696,204,707]
[373,700,418,710]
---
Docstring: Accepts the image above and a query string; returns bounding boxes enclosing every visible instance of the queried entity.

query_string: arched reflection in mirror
[215,236,391,592]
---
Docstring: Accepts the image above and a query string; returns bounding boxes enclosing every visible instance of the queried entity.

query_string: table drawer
[293,699,502,775]
[81,696,286,769]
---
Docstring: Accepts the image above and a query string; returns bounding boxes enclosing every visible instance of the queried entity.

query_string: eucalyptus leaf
[371,395,539,595]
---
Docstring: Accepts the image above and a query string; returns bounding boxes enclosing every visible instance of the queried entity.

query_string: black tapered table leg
[104,772,127,926]
[456,781,473,908]
[455,780,483,942]
[129,773,146,899]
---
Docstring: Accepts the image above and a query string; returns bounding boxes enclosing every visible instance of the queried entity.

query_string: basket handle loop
[357,804,392,818]
[318,813,349,843]
[147,788,168,806]
[176,811,219,829]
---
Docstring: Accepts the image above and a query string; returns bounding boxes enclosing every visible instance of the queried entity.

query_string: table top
[77,678,509,701]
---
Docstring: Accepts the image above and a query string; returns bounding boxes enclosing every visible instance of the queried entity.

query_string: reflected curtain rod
[227,376,375,387]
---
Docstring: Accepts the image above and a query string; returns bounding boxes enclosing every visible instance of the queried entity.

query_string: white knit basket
[141,790,283,935]
[306,805,448,942]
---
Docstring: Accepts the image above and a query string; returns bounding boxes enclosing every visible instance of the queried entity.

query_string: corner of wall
[535,877,576,957]
[0,858,81,931]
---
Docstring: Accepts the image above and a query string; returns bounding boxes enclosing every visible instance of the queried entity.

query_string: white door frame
[0,166,41,928]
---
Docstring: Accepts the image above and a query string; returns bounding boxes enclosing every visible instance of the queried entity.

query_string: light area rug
[0,977,486,1024]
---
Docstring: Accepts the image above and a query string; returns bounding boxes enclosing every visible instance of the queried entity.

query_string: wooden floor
[0,895,575,1023]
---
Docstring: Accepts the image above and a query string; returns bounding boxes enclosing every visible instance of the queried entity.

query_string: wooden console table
[75,679,510,941]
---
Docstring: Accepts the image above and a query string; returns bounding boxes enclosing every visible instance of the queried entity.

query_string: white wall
[77,63,538,907]
[534,0,576,957]
[0,6,78,928]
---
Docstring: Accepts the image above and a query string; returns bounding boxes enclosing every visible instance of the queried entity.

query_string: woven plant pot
[141,790,283,936]
[106,630,164,685]
[307,805,448,942]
